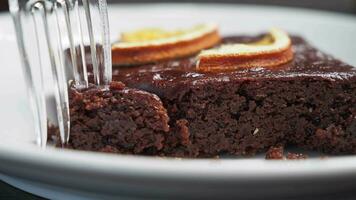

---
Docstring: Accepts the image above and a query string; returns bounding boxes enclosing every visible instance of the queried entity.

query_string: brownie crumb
[47,123,60,145]
[265,146,308,160]
[176,119,190,146]
[109,81,125,90]
[286,152,308,160]
[265,146,284,160]
[100,145,120,153]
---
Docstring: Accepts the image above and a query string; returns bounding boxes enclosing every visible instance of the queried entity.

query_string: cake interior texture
[59,35,356,158]
[66,82,170,155]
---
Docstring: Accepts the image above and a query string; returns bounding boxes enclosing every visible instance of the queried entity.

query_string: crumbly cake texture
[265,146,308,160]
[65,82,169,154]
[59,35,356,158]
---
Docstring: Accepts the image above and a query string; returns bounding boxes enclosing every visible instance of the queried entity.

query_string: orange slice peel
[196,28,294,72]
[112,24,221,66]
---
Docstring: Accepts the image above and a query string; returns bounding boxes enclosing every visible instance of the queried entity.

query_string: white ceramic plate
[0,3,356,200]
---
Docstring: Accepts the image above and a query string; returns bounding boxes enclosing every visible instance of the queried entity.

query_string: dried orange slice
[120,28,186,42]
[196,28,294,71]
[112,24,221,66]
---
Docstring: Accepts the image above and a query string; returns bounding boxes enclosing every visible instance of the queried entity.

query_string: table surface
[0,181,45,200]
[2,179,356,200]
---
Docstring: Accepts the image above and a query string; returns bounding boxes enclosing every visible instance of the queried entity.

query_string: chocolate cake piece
[61,34,356,158]
[110,35,356,157]
[66,81,170,154]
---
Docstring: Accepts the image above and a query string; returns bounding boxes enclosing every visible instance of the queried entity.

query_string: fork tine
[62,0,89,89]
[32,1,70,145]
[82,0,100,85]
[9,0,48,147]
[83,0,111,87]
[73,0,89,87]
[53,2,71,144]
[97,0,112,86]
[29,5,49,148]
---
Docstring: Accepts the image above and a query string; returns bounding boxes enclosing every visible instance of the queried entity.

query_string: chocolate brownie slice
[59,34,356,158]
[65,82,169,154]
[112,35,356,157]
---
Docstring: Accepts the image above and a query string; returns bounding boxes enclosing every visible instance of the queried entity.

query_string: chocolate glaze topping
[113,36,356,89]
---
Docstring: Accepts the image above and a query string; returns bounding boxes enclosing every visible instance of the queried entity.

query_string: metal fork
[9,0,112,147]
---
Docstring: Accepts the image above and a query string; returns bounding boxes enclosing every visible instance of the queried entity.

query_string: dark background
[1,0,356,199]
[1,0,356,13]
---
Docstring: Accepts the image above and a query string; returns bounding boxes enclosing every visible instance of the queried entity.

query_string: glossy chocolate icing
[113,36,356,91]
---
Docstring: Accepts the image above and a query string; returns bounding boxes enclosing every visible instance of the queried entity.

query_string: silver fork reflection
[9,0,111,147]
